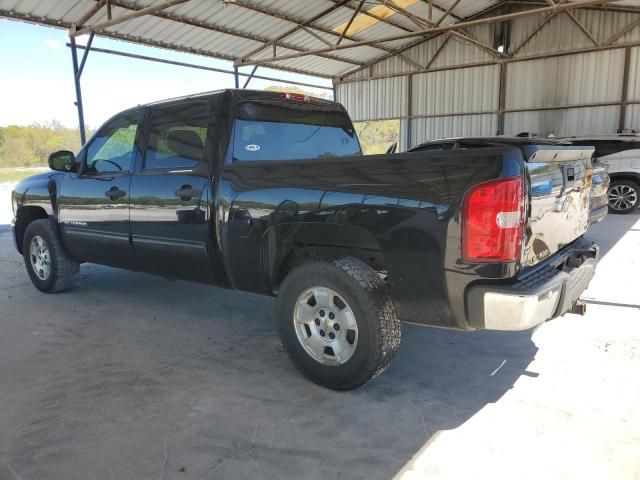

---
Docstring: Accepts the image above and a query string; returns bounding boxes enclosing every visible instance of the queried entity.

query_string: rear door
[58,110,142,268]
[521,145,594,267]
[129,100,212,283]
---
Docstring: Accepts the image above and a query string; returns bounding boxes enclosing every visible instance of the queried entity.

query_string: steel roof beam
[77,0,365,66]
[510,11,556,55]
[373,0,505,60]
[337,38,640,84]
[74,0,107,28]
[67,43,334,90]
[605,15,640,45]
[564,10,600,46]
[236,0,622,67]
[504,0,640,14]
[234,0,353,62]
[330,0,415,33]
[338,1,506,78]
[0,6,337,79]
[229,0,420,68]
[337,0,366,46]
[72,0,192,37]
[302,26,333,47]
[226,0,380,46]
[424,33,451,70]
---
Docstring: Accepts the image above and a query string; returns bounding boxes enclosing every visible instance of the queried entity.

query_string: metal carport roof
[2,0,638,80]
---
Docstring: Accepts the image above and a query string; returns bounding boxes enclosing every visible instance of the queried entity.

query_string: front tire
[608,179,639,214]
[22,219,79,293]
[276,257,401,390]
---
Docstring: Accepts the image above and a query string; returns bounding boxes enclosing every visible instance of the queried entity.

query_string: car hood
[14,170,61,193]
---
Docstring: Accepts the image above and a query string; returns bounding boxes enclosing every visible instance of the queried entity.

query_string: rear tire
[276,257,401,390]
[23,219,79,293]
[608,179,639,214]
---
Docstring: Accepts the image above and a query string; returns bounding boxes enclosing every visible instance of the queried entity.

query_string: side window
[84,113,141,174]
[145,101,209,170]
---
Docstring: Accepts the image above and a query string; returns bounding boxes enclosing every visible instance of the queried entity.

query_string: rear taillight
[461,177,524,263]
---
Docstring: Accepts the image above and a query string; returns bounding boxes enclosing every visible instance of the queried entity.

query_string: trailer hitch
[569,300,587,316]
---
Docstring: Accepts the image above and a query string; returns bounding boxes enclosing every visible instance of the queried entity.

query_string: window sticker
[245,144,261,152]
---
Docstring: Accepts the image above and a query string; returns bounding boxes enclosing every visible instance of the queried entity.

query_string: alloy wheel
[29,235,51,281]
[608,184,638,211]
[293,286,358,366]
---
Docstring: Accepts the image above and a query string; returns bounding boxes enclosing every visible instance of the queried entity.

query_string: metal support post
[497,62,507,135]
[406,74,413,148]
[618,47,631,132]
[242,65,259,88]
[70,35,87,145]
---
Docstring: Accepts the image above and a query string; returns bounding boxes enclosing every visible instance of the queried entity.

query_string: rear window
[232,100,361,161]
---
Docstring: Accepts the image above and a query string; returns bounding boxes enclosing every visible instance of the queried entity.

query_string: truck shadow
[586,209,640,258]
[0,258,538,480]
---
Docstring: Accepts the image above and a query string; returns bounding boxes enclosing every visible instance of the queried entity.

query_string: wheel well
[15,206,49,254]
[272,245,385,294]
[609,173,640,186]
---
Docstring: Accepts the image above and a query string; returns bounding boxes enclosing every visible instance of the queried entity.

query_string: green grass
[0,168,49,183]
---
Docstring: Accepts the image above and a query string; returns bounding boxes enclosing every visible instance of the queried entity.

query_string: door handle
[105,186,126,200]
[176,185,201,201]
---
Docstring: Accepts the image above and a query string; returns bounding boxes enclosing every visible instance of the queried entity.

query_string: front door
[129,100,212,283]
[58,110,142,268]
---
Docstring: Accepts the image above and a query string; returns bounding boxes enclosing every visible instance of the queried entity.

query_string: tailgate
[521,145,594,268]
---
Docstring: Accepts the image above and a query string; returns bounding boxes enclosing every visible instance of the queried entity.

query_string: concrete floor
[0,187,639,479]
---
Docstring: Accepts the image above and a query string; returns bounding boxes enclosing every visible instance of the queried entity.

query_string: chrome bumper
[466,256,597,331]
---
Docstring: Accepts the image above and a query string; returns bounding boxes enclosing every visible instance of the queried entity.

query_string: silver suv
[565,134,640,214]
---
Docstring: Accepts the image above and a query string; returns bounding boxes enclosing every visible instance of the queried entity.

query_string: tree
[0,123,87,168]
[353,120,400,155]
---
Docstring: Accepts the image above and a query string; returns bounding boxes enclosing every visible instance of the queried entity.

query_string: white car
[566,134,640,214]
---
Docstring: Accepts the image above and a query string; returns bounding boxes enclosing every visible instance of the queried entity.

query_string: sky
[0,18,332,129]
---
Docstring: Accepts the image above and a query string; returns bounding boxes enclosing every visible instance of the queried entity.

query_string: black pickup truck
[12,90,598,390]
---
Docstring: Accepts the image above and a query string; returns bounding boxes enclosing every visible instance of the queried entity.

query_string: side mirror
[48,150,76,172]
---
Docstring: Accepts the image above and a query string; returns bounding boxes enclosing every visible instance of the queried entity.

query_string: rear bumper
[466,240,598,331]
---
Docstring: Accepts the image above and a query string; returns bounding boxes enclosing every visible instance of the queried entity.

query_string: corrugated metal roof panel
[410,114,498,144]
[625,104,640,130]
[627,46,640,101]
[0,0,509,78]
[335,77,408,121]
[505,106,621,136]
[4,0,640,88]
[430,33,495,68]
[511,9,640,58]
[412,64,499,115]
[505,49,625,109]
